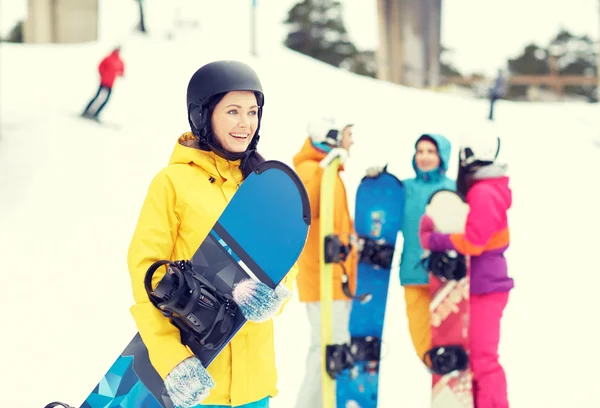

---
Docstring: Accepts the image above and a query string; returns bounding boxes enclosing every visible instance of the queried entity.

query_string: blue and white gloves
[233,279,292,322]
[164,279,289,407]
[319,147,349,168]
[164,356,214,408]
[365,165,385,178]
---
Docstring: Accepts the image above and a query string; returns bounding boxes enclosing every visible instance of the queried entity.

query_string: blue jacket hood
[412,133,452,175]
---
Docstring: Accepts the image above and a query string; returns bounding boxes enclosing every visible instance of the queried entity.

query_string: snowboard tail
[46,160,310,408]
[81,335,167,407]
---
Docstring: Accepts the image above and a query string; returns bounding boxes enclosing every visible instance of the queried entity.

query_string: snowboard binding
[145,260,238,354]
[350,336,381,362]
[44,403,74,408]
[423,345,469,375]
[324,234,350,264]
[326,343,355,379]
[325,234,372,304]
[358,236,394,270]
[425,250,467,281]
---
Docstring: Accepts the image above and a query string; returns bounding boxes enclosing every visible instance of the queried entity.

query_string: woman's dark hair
[456,152,481,197]
[456,164,471,197]
[201,92,266,179]
[240,151,266,178]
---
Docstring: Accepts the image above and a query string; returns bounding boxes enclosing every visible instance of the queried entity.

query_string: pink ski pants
[470,291,510,408]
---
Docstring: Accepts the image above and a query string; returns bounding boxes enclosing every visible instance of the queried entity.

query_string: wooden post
[389,0,404,84]
[427,0,442,88]
[548,51,564,99]
[376,0,391,81]
[251,0,257,57]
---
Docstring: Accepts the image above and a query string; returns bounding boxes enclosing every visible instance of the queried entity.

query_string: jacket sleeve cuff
[428,232,455,252]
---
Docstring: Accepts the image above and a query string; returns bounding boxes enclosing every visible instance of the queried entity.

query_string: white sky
[1,0,598,76]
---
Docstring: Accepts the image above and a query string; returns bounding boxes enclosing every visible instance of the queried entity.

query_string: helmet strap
[187,95,263,171]
[189,107,260,171]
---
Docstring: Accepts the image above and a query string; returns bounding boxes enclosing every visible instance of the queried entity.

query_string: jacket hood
[412,133,452,179]
[473,162,508,180]
[169,132,242,179]
[293,137,345,171]
[472,163,512,210]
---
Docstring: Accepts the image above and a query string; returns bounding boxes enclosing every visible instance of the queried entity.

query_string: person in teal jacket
[365,133,455,360]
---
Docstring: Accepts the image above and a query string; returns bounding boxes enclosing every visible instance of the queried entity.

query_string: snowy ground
[1,2,600,407]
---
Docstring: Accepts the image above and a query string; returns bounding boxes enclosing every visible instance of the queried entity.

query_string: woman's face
[211,91,259,154]
[415,139,441,172]
[339,125,354,151]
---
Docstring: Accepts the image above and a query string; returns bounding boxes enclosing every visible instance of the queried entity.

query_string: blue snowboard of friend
[336,167,405,408]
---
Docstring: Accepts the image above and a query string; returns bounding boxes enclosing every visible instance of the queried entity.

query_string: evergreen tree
[283,0,358,68]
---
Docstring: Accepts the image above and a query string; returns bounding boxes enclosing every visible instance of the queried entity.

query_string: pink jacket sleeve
[428,183,508,256]
[448,183,506,255]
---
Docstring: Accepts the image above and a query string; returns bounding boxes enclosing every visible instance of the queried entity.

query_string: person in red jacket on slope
[81,47,125,121]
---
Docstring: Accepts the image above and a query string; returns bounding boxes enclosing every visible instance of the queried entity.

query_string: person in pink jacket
[419,129,513,408]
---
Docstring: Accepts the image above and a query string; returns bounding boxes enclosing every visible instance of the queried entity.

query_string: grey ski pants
[294,300,352,408]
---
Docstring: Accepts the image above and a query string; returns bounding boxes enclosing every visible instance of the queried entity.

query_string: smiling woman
[126,60,298,408]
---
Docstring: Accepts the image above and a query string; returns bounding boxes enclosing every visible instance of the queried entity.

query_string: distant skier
[292,117,358,408]
[365,133,455,362]
[81,47,125,121]
[488,69,508,121]
[419,126,514,408]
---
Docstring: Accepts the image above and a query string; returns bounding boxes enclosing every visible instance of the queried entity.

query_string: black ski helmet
[186,60,265,165]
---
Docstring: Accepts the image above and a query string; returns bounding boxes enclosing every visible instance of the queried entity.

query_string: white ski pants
[294,300,352,408]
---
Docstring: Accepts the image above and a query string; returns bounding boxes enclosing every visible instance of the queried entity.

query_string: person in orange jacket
[292,117,357,408]
[81,46,125,121]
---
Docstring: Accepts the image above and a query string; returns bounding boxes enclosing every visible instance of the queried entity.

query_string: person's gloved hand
[319,147,349,168]
[164,356,214,408]
[365,165,385,178]
[419,215,435,250]
[233,279,292,322]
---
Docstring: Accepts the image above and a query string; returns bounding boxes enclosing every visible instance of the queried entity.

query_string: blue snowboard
[336,169,404,408]
[47,161,310,408]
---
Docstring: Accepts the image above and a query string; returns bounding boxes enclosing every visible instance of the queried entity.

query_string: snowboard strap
[421,251,467,281]
[358,236,395,270]
[325,337,383,380]
[325,343,355,379]
[422,344,469,375]
[324,234,372,304]
[44,403,75,408]
[350,336,381,362]
[145,260,238,353]
[340,262,372,304]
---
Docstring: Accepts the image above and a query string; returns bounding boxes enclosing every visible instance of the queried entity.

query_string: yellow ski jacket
[127,132,298,406]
